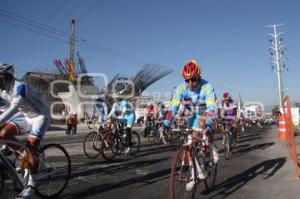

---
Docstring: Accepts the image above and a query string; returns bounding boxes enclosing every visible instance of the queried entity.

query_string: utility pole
[69,19,75,82]
[266,24,287,110]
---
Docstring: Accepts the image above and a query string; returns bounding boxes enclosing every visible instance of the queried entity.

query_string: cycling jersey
[165,79,217,130]
[158,107,168,120]
[0,80,51,139]
[90,102,108,124]
[145,107,158,120]
[219,99,237,120]
[107,99,136,128]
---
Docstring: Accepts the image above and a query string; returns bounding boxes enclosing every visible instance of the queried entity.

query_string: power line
[77,0,106,23]
[0,16,68,44]
[0,10,144,63]
[26,0,69,51]
[0,8,147,64]
[55,0,82,27]
[0,8,69,38]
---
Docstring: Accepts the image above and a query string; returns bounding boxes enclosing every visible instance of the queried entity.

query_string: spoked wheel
[223,135,229,160]
[35,144,71,198]
[148,128,160,144]
[101,133,118,161]
[170,146,197,199]
[147,132,158,144]
[162,128,173,145]
[83,131,102,159]
[224,133,233,160]
[129,131,140,155]
[204,147,217,191]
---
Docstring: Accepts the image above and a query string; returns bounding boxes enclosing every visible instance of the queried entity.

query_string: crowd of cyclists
[0,60,273,199]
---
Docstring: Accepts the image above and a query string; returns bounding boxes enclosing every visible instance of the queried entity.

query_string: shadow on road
[235,142,274,154]
[136,145,177,158]
[48,125,67,131]
[238,133,260,140]
[70,157,168,179]
[62,168,171,199]
[205,157,286,198]
[238,136,262,144]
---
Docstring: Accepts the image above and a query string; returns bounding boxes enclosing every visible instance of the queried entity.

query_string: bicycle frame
[0,139,27,189]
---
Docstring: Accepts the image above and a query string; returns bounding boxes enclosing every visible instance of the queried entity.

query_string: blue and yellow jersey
[170,79,217,117]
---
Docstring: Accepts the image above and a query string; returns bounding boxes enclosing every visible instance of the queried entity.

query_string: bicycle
[145,118,168,145]
[223,121,237,160]
[87,116,100,130]
[0,139,71,198]
[101,119,140,161]
[83,126,111,159]
[169,128,218,199]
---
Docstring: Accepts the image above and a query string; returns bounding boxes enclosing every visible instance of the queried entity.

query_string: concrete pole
[272,25,284,110]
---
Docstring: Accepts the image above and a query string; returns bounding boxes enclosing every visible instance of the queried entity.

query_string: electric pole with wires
[266,24,287,110]
[69,19,75,83]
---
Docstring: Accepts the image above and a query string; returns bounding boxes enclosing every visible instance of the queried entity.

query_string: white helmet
[0,63,14,76]
[111,93,119,99]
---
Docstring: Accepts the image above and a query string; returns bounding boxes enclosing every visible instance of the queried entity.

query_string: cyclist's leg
[221,123,226,145]
[198,115,218,164]
[18,114,50,198]
[97,114,103,130]
[207,129,219,164]
[191,115,208,179]
[0,112,28,150]
[124,113,135,146]
[0,122,20,150]
[232,121,238,143]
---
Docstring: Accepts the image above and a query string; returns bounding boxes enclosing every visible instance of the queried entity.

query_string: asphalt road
[2,124,300,199]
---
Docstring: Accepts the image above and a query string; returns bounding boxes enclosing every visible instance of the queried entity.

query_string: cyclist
[143,103,158,137]
[157,102,168,120]
[0,63,51,199]
[0,95,31,153]
[219,92,238,145]
[239,108,246,133]
[163,60,218,189]
[106,93,136,154]
[89,95,108,129]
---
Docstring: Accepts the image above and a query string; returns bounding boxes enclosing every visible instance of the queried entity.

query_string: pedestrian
[66,112,78,135]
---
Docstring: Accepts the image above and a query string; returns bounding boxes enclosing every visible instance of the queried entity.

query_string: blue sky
[0,0,299,107]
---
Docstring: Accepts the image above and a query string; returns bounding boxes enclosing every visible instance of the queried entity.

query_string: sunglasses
[185,78,198,83]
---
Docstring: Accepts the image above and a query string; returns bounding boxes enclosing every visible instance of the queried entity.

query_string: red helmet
[223,92,231,100]
[181,60,201,79]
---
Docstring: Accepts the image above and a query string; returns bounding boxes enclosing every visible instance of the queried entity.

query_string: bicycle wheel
[224,133,233,160]
[223,135,229,160]
[35,144,71,198]
[101,133,118,161]
[83,131,102,159]
[170,146,197,199]
[129,131,140,154]
[204,147,217,191]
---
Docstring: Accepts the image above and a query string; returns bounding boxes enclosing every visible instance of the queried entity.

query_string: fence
[283,96,300,178]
